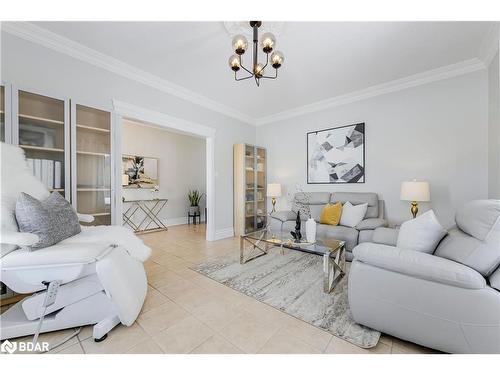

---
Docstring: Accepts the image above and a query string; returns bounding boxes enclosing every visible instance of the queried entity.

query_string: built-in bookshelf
[17,90,68,199]
[73,104,112,225]
[234,143,267,236]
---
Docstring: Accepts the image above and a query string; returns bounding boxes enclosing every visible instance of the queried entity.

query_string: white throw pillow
[396,210,447,254]
[339,201,368,228]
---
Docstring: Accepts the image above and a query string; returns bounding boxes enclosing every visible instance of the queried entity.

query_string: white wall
[257,71,489,228]
[122,120,206,225]
[488,53,500,199]
[1,32,255,234]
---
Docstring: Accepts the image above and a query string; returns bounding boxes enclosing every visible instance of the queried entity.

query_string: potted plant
[188,190,204,215]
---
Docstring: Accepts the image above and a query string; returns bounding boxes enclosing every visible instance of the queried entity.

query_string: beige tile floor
[3,224,438,354]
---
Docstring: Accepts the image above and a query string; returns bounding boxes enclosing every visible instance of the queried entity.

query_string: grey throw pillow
[15,192,81,250]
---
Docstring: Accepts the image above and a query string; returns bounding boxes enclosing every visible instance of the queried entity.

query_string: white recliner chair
[348,200,500,353]
[0,142,151,344]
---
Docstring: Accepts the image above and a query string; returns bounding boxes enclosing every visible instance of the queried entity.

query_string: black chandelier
[228,21,285,87]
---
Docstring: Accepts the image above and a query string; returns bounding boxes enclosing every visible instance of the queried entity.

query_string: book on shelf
[27,158,63,190]
[54,161,62,189]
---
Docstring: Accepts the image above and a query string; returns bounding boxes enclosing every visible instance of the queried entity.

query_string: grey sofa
[270,192,386,260]
[348,200,500,353]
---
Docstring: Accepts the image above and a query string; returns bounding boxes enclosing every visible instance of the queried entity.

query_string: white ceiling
[31,21,495,121]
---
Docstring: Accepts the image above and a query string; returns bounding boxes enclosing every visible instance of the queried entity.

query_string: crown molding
[1,22,255,125]
[478,23,499,66]
[255,58,486,126]
[2,22,493,128]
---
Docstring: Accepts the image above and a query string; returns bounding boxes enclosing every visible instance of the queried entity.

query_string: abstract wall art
[307,123,365,184]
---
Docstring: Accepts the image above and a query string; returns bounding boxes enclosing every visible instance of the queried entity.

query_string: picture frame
[307,123,365,184]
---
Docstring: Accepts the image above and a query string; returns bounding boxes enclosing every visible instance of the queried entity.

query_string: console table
[122,198,168,234]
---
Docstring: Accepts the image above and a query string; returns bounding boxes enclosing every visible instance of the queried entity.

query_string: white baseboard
[214,227,234,240]
[165,216,189,227]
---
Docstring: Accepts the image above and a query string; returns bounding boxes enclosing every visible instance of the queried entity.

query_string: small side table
[188,212,201,225]
[123,198,168,233]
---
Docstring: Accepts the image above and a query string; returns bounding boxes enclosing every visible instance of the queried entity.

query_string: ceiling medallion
[228,21,285,87]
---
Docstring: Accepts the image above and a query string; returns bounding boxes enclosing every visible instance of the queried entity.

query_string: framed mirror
[122,154,159,189]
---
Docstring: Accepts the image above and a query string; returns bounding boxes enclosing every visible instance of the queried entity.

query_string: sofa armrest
[0,230,39,246]
[270,210,296,223]
[78,213,95,223]
[353,242,486,289]
[371,227,399,246]
[356,218,387,231]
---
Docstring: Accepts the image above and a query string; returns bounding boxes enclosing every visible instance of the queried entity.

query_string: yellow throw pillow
[319,202,343,226]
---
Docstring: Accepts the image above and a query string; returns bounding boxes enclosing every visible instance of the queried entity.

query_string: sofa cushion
[15,192,81,250]
[353,242,486,289]
[355,218,387,231]
[319,202,342,225]
[455,200,500,240]
[435,200,500,277]
[372,227,399,246]
[292,192,330,221]
[316,224,358,251]
[331,192,379,218]
[396,210,447,254]
[339,201,368,228]
[435,226,500,277]
[489,266,500,291]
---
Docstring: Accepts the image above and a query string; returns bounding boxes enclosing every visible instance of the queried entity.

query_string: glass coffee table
[240,229,346,293]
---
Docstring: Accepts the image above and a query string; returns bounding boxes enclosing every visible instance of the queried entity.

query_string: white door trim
[112,100,216,241]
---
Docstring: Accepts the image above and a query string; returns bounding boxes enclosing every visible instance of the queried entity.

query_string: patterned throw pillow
[15,192,81,250]
[319,202,343,225]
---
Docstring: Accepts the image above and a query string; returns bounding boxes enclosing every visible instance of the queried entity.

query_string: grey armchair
[348,200,500,353]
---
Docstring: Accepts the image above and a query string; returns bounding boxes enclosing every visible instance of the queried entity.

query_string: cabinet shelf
[88,212,111,217]
[77,150,110,157]
[20,145,64,153]
[49,188,65,192]
[76,124,110,133]
[77,188,111,192]
[19,114,64,125]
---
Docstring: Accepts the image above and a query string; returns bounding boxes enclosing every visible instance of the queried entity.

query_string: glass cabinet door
[244,144,256,233]
[255,147,267,230]
[74,104,112,225]
[0,86,5,142]
[17,90,68,198]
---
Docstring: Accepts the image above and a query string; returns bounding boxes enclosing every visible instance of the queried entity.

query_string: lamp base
[271,197,277,213]
[410,201,419,219]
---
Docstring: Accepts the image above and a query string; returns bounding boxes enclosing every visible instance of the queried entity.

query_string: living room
[0,1,499,373]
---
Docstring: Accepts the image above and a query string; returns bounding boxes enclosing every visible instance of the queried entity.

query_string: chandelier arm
[235,74,254,81]
[260,52,270,71]
[238,54,254,76]
[261,68,278,80]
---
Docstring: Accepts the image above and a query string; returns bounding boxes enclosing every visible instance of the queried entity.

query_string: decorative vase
[189,206,200,215]
[305,217,316,243]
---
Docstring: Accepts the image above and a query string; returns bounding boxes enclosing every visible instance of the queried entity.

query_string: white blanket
[63,225,152,262]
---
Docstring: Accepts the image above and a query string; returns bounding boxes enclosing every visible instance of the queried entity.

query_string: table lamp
[267,183,282,213]
[400,180,430,218]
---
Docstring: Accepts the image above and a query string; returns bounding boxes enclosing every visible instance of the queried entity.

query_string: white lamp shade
[400,181,430,202]
[267,183,282,197]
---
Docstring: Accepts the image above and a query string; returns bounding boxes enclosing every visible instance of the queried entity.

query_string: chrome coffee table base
[240,230,346,293]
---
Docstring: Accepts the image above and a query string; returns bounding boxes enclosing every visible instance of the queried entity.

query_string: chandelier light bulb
[260,32,276,53]
[232,34,248,55]
[228,55,241,71]
[271,51,284,68]
[254,63,265,78]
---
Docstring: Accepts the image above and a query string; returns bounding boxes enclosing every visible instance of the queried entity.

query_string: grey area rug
[192,247,380,348]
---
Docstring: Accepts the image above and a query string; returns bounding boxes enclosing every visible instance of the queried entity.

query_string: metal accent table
[240,229,346,293]
[122,198,168,233]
